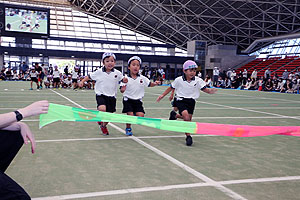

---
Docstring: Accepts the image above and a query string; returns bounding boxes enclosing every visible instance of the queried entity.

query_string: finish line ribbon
[39,103,300,137]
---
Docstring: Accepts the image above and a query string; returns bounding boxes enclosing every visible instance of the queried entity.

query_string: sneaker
[186,135,193,146]
[169,110,177,120]
[98,122,109,135]
[125,128,133,136]
[101,126,109,135]
[29,88,33,90]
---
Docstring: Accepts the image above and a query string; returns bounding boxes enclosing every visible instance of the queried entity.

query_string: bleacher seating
[236,58,264,73]
[274,57,300,77]
[236,56,300,78]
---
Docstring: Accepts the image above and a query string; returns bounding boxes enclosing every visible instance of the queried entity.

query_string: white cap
[128,56,142,65]
[102,52,116,61]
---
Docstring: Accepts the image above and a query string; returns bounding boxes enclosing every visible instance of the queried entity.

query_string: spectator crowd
[208,67,300,94]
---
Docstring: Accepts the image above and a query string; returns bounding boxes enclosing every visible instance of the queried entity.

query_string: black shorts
[53,77,60,83]
[96,94,116,113]
[39,72,45,80]
[72,79,77,83]
[31,77,38,83]
[174,97,196,115]
[122,98,145,114]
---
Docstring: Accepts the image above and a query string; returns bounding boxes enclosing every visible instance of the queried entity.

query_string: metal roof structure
[69,0,300,53]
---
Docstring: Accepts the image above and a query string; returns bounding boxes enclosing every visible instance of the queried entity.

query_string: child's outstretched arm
[202,87,217,94]
[169,88,175,101]
[156,87,174,102]
[149,80,161,87]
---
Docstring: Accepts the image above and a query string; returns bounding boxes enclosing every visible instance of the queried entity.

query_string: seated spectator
[12,70,19,81]
[240,77,249,90]
[204,75,212,88]
[217,77,225,88]
[264,78,273,92]
[286,79,294,93]
[275,78,284,92]
[62,75,72,89]
[0,68,6,80]
[224,77,231,88]
[5,68,13,80]
[248,78,257,90]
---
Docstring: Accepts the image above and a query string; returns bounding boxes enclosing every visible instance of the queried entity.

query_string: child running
[78,52,128,135]
[157,60,217,146]
[120,56,160,136]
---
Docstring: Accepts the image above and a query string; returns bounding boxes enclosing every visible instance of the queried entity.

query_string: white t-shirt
[53,70,60,78]
[72,70,78,79]
[171,75,206,99]
[89,67,123,97]
[30,71,37,78]
[122,74,150,100]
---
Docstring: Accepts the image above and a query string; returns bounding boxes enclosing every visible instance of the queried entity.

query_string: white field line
[197,100,300,121]
[216,91,300,104]
[48,89,247,200]
[146,91,300,121]
[32,175,300,200]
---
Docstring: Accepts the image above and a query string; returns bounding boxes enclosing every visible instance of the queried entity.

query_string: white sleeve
[197,78,207,90]
[89,70,101,81]
[171,77,179,89]
[143,76,150,87]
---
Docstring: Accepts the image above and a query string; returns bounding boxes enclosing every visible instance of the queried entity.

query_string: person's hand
[156,95,164,102]
[168,95,173,101]
[210,88,217,94]
[19,122,36,154]
[19,100,49,118]
[155,80,161,85]
[120,85,126,93]
[122,77,128,83]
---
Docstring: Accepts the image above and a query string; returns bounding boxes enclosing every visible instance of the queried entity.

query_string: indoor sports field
[5,13,47,34]
[1,81,300,200]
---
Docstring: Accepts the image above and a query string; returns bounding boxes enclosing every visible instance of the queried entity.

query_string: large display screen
[0,3,50,38]
[5,7,48,34]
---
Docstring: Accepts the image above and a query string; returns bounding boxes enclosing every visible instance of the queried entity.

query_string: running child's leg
[181,110,193,146]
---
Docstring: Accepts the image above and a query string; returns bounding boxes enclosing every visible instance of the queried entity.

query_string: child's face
[103,56,116,71]
[128,60,140,75]
[183,68,196,79]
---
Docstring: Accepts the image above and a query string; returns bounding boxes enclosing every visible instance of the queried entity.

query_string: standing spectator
[251,69,257,80]
[264,68,271,80]
[242,69,248,79]
[282,69,289,80]
[212,67,219,87]
[21,62,29,73]
[0,101,49,200]
[295,68,300,77]
[48,64,53,76]
[226,68,232,79]
[230,70,236,81]
[64,65,69,76]
[158,66,164,77]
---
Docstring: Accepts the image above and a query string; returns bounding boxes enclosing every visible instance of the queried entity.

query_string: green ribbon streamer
[39,103,197,133]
